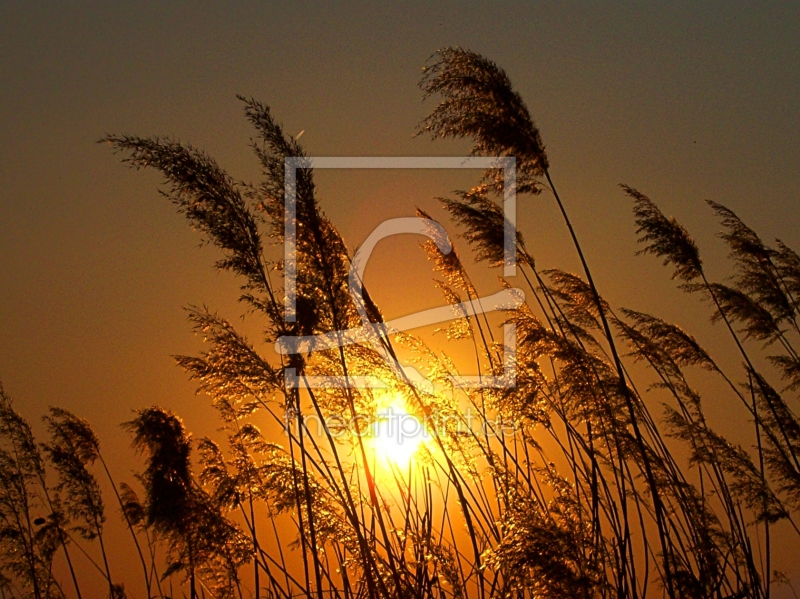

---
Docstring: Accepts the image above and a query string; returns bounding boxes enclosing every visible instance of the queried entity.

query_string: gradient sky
[2,1,800,591]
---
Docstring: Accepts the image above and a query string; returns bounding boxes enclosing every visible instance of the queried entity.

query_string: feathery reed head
[625,184,703,283]
[620,309,716,371]
[124,407,192,529]
[43,408,106,539]
[101,134,268,300]
[420,47,548,194]
[440,185,530,269]
[708,200,794,323]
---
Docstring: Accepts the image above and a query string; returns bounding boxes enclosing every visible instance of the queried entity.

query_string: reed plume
[4,47,800,599]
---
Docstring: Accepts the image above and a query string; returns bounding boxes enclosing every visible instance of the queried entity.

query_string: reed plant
[1,47,799,599]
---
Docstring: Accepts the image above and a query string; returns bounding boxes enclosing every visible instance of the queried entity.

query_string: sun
[369,396,428,468]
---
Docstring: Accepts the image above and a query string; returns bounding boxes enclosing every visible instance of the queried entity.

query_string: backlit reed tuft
[3,48,800,599]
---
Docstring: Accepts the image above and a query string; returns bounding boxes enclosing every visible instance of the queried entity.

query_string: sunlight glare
[370,396,428,468]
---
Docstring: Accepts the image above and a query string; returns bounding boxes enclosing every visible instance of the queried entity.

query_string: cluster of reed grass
[2,47,800,599]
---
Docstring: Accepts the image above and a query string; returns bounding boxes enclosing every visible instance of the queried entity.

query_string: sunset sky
[2,3,800,587]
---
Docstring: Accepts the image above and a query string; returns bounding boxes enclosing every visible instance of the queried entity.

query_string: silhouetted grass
[1,47,799,599]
